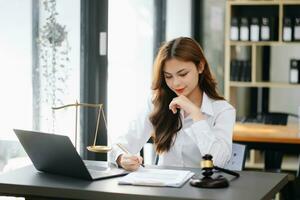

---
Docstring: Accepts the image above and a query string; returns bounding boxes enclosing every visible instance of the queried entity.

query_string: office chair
[259,113,299,200]
[139,139,157,165]
[263,112,288,172]
[241,112,290,125]
[242,112,298,173]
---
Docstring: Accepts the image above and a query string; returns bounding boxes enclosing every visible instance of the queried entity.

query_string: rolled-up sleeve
[185,107,236,167]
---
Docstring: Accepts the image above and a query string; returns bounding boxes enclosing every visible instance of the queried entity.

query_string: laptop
[14,129,128,180]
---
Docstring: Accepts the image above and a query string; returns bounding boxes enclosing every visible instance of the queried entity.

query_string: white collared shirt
[109,93,236,168]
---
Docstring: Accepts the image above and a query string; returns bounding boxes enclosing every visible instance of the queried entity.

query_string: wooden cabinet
[224,0,300,111]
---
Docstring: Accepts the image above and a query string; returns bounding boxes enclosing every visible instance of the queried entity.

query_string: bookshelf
[224,0,300,170]
[225,0,300,102]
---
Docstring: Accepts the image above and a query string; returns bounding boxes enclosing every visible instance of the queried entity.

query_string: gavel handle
[214,166,240,177]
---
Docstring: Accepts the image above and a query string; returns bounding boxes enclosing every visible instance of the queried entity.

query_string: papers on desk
[118,168,194,187]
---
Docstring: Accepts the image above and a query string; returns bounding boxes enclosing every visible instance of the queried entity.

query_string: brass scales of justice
[52,101,111,153]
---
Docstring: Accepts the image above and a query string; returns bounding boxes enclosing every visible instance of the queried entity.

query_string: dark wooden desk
[0,165,288,200]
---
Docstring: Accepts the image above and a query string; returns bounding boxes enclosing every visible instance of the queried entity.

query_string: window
[0,0,32,175]
[0,0,32,141]
[108,0,154,142]
[0,0,80,174]
[36,0,80,145]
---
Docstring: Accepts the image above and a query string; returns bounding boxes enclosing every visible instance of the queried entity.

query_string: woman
[109,37,236,171]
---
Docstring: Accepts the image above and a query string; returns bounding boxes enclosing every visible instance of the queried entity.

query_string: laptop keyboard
[86,165,107,171]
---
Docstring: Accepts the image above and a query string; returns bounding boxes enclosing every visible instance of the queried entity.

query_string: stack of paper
[118,168,194,187]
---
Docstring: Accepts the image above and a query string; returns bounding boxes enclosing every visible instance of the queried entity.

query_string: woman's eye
[179,72,188,77]
[164,74,172,79]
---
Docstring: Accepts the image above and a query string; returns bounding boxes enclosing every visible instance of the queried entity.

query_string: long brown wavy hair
[149,37,224,154]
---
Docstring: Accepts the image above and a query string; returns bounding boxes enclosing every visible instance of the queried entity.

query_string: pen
[117,143,145,167]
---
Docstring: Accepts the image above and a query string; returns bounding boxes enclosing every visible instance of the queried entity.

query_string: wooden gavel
[190,154,240,188]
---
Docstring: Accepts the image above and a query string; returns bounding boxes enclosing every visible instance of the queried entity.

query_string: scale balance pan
[86,145,112,153]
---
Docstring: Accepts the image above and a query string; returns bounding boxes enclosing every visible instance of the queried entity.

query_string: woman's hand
[116,154,143,171]
[169,95,205,121]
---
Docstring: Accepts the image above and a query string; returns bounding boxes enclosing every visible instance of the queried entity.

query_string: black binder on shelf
[231,59,251,82]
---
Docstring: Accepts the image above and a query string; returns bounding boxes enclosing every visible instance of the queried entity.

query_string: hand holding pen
[116,143,145,171]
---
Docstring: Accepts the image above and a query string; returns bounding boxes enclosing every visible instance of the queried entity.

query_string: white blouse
[109,92,236,168]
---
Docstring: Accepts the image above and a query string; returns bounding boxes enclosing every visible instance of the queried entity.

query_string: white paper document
[118,168,194,187]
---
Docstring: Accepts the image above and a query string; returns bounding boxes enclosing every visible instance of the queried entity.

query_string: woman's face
[163,58,202,98]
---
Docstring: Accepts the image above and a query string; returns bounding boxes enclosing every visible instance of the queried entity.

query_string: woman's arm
[185,106,236,167]
[109,98,153,170]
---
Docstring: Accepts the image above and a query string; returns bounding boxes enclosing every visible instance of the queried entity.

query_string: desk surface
[0,165,288,200]
[233,123,300,144]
